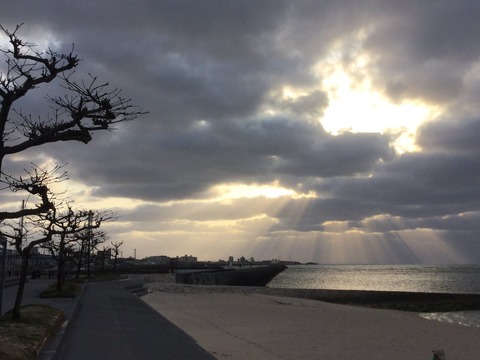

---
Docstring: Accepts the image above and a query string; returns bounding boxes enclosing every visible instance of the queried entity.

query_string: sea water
[267,264,480,327]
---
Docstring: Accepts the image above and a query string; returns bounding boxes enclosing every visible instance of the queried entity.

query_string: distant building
[176,254,197,263]
[97,248,112,260]
[145,255,171,265]
[237,256,255,264]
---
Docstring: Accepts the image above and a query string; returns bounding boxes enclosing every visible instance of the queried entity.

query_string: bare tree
[0,24,144,172]
[70,230,88,279]
[0,166,66,318]
[0,164,66,220]
[0,23,144,220]
[0,24,145,318]
[42,207,116,291]
[71,227,108,279]
[111,240,124,271]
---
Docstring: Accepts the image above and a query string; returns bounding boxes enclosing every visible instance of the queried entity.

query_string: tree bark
[12,254,29,319]
[74,239,86,279]
[56,240,65,291]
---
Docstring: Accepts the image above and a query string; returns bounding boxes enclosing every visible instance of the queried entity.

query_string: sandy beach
[139,280,480,360]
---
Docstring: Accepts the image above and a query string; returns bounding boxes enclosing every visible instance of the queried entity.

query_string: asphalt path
[1,278,76,317]
[57,280,215,360]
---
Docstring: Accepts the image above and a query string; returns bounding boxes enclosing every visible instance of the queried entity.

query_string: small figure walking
[432,350,446,360]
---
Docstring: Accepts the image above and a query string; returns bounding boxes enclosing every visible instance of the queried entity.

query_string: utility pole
[87,210,93,278]
[19,200,25,248]
[134,249,136,259]
[0,236,7,315]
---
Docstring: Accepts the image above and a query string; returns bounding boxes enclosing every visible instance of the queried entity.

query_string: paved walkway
[55,280,215,360]
[2,278,215,360]
[1,278,77,317]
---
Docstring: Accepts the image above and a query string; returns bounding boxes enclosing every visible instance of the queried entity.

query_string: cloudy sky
[1,1,480,264]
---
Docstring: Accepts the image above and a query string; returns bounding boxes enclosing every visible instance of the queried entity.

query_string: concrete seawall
[175,264,288,286]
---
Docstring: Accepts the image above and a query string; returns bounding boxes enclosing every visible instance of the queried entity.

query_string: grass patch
[0,305,64,360]
[39,281,81,298]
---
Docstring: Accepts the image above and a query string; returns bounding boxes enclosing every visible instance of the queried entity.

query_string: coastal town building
[145,255,171,265]
[176,254,197,263]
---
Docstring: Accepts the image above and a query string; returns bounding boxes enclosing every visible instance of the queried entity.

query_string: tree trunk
[86,240,91,278]
[56,240,65,291]
[75,240,85,279]
[100,251,106,274]
[75,257,83,279]
[12,254,29,319]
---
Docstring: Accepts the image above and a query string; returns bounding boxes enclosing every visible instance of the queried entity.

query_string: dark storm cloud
[48,115,393,201]
[417,118,480,154]
[315,151,480,219]
[361,212,480,234]
[267,115,480,234]
[364,1,480,104]
[1,1,293,126]
[276,132,394,178]
[2,1,480,262]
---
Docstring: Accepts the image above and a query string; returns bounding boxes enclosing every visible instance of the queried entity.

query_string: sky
[1,1,480,264]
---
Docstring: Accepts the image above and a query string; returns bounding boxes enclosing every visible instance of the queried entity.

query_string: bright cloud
[317,49,441,153]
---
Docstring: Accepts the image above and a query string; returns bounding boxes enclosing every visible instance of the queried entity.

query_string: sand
[141,282,480,360]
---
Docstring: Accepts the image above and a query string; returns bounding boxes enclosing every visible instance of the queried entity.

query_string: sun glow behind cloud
[211,182,313,200]
[316,46,440,153]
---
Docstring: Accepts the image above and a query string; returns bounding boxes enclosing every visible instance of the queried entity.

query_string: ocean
[267,264,480,328]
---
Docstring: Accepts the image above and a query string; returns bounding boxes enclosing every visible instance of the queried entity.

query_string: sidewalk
[55,279,215,360]
[3,278,215,359]
[2,278,80,318]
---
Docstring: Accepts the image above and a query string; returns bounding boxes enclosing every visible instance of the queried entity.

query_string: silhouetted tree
[0,166,65,318]
[111,240,124,271]
[0,24,145,319]
[42,207,116,290]
[0,23,143,221]
[0,24,144,172]
[71,227,108,279]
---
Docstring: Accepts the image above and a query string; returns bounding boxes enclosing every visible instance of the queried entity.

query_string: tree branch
[0,164,66,221]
